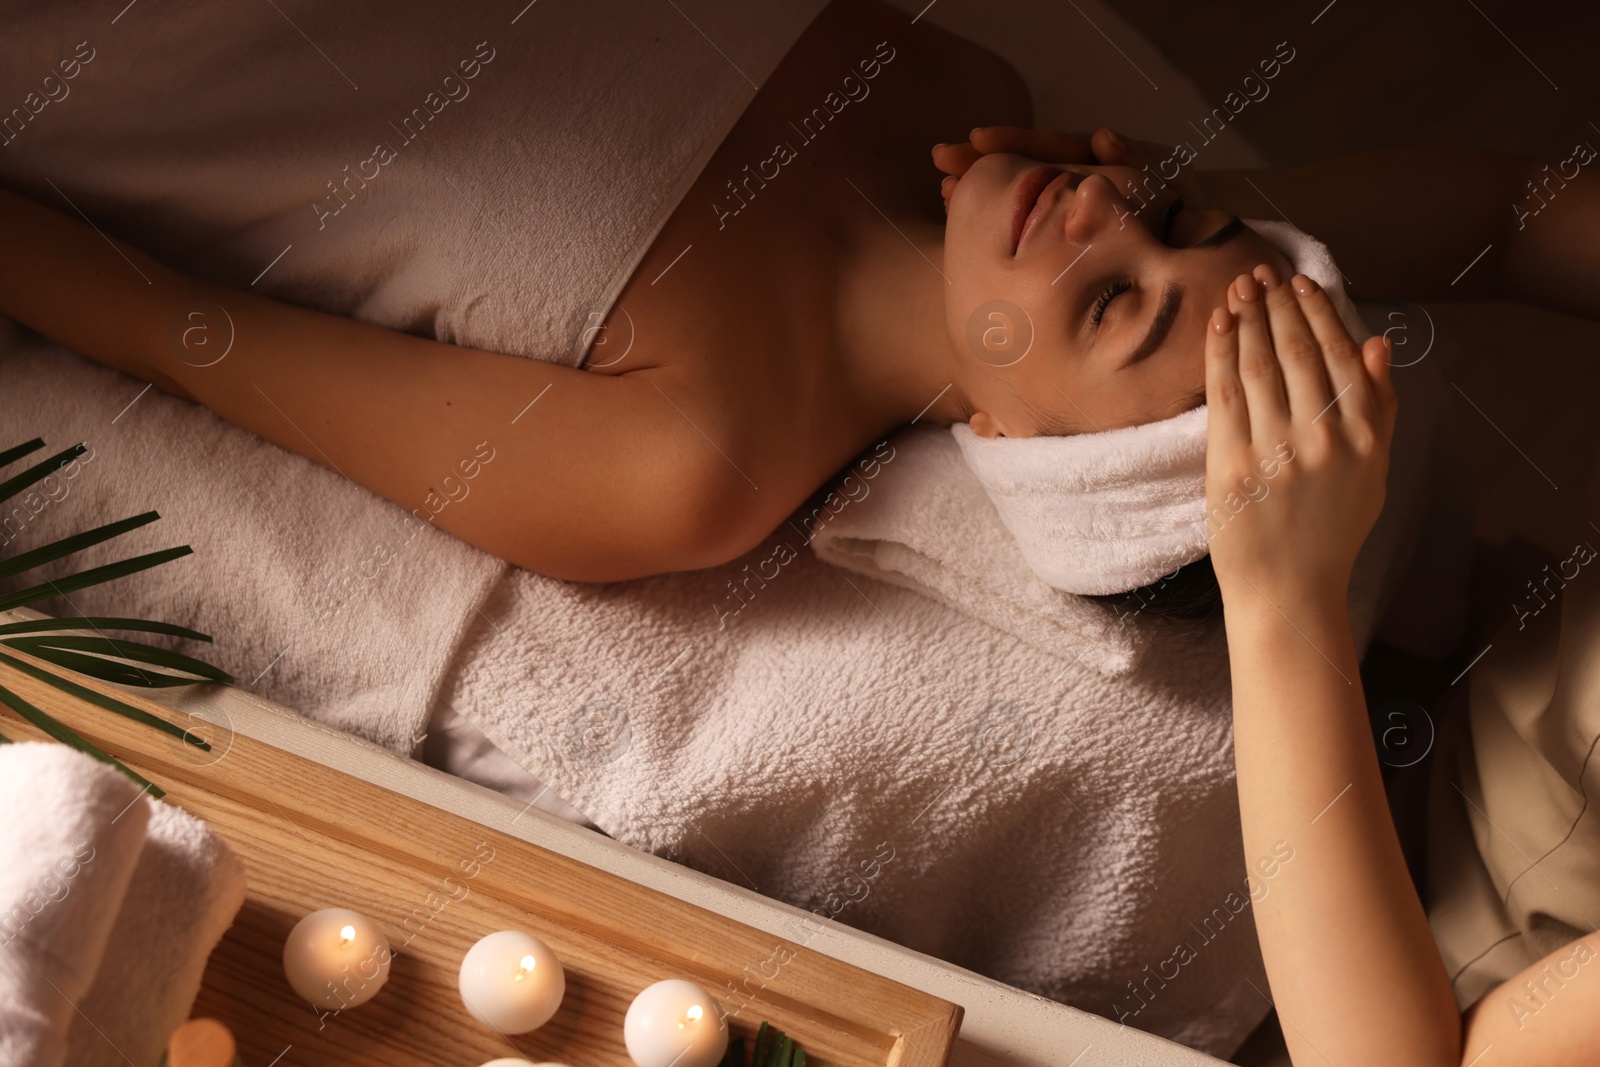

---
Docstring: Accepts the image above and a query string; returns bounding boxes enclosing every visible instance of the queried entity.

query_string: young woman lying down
[3,1,1600,1062]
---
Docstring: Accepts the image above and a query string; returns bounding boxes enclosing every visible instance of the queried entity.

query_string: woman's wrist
[131,276,213,404]
[1219,572,1353,634]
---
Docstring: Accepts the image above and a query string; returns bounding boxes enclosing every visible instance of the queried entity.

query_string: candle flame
[338,925,356,944]
[512,953,537,981]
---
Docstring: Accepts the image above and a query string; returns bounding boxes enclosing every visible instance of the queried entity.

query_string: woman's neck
[829,203,971,433]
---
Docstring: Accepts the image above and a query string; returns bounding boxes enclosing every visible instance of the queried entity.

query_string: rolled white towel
[67,798,248,1067]
[0,742,152,1067]
[951,218,1371,595]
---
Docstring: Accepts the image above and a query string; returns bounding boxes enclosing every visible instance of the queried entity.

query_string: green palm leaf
[2,635,233,684]
[0,545,194,613]
[0,512,160,581]
[0,649,209,750]
[0,437,46,469]
[0,679,163,797]
[0,442,85,505]
[0,616,213,642]
[725,1019,830,1067]
[0,436,233,793]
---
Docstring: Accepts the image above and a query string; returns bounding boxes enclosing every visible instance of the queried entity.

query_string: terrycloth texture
[435,528,1272,1056]
[66,800,247,1067]
[942,218,1371,595]
[803,298,1442,675]
[950,404,1208,595]
[0,742,151,1067]
[0,0,829,366]
[737,429,1143,676]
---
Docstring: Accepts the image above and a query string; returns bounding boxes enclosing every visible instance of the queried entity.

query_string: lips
[1010,166,1082,255]
[1010,166,1057,254]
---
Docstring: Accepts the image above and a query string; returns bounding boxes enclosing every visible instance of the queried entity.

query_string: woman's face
[942,153,1296,436]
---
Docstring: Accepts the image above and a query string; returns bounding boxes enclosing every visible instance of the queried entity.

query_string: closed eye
[1090,280,1132,328]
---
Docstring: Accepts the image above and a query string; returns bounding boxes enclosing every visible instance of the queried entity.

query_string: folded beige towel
[0,742,151,1067]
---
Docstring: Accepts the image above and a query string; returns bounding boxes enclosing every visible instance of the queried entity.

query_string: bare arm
[1205,269,1460,1066]
[0,183,736,582]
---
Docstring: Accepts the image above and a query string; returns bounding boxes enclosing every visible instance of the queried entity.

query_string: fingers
[935,126,1094,212]
[932,141,982,177]
[1229,267,1400,465]
[1089,127,1170,167]
[1205,304,1250,449]
[1363,333,1400,437]
[933,127,1097,177]
[1253,264,1332,420]
[938,126,1168,174]
[972,126,1095,162]
[1227,272,1289,442]
[1285,273,1375,427]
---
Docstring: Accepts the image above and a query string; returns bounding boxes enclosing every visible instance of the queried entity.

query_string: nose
[1062,172,1138,246]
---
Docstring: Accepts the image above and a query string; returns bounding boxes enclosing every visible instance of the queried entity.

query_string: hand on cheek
[1204,265,1399,606]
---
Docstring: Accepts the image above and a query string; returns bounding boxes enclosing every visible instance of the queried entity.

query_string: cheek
[1178,318,1210,391]
[1227,239,1295,290]
[960,298,1039,366]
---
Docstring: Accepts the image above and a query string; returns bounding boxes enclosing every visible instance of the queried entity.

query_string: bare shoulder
[624,361,832,574]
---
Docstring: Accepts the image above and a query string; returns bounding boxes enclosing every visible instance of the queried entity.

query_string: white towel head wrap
[950,218,1371,595]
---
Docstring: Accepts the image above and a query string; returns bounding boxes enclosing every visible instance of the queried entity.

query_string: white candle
[624,979,729,1067]
[458,930,566,1033]
[281,907,391,1010]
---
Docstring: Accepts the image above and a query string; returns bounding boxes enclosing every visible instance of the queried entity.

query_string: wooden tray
[0,654,962,1067]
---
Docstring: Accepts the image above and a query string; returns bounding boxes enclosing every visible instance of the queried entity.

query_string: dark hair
[1082,553,1225,622]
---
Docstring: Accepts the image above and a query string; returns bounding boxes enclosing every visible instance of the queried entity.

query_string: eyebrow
[1120,282,1182,369]
[1119,215,1248,369]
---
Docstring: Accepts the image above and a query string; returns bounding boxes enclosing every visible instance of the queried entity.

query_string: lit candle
[458,930,566,1033]
[624,979,729,1067]
[281,907,391,1010]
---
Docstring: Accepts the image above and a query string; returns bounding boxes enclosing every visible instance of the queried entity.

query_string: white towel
[764,424,1141,675]
[950,405,1209,595]
[0,742,151,1067]
[941,219,1371,596]
[66,799,247,1067]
